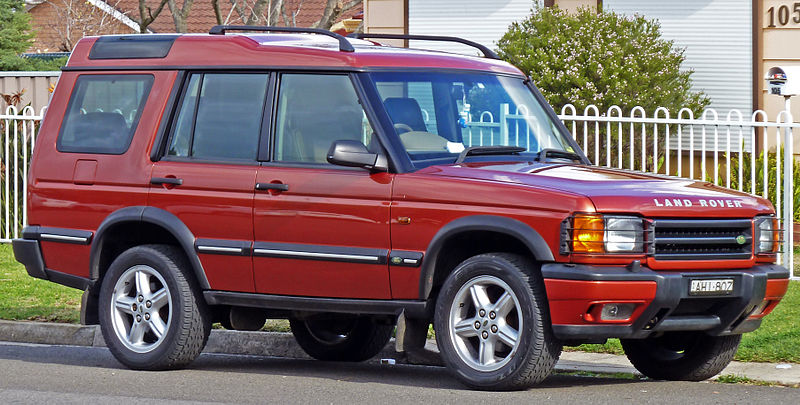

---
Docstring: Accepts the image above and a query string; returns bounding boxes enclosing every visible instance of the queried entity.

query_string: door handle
[151,177,183,186]
[255,182,289,192]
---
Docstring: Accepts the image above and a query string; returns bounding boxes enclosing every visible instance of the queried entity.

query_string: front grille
[652,219,752,260]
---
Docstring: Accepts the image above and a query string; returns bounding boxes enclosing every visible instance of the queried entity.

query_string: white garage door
[605,0,753,114]
[407,0,539,56]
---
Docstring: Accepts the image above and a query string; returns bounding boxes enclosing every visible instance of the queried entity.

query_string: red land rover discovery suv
[12,26,790,390]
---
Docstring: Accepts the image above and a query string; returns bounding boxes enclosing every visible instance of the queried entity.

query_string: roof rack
[347,33,500,60]
[208,25,355,52]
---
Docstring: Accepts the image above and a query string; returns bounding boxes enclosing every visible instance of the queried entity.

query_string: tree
[313,0,360,30]
[134,0,170,33]
[43,0,127,51]
[167,0,195,33]
[211,0,361,29]
[496,6,710,115]
[0,0,35,68]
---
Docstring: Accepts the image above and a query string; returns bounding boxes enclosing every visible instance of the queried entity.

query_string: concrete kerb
[1,319,798,386]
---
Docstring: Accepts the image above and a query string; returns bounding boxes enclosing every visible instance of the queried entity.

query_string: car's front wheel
[621,332,741,381]
[434,253,561,390]
[98,244,211,370]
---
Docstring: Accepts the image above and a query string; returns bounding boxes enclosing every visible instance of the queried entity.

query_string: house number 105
[767,3,800,27]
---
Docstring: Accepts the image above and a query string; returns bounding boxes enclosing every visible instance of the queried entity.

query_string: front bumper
[542,262,790,341]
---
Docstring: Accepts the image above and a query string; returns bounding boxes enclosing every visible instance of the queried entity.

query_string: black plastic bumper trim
[44,269,94,290]
[543,262,789,340]
[12,238,47,280]
[12,238,93,290]
[204,291,429,318]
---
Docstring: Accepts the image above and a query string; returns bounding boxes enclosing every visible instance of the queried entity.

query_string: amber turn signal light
[572,214,604,253]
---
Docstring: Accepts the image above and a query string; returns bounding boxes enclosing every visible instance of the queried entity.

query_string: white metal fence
[2,104,798,278]
[0,105,41,243]
[556,104,797,275]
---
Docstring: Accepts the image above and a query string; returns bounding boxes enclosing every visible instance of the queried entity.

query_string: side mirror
[326,140,388,172]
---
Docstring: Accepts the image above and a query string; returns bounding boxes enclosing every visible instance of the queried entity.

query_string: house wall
[760,1,800,134]
[554,0,596,12]
[28,1,134,52]
[363,0,406,47]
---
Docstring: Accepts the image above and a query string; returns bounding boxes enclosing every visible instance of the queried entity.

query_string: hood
[421,162,774,217]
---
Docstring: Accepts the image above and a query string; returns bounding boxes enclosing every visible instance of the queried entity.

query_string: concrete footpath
[1,319,798,386]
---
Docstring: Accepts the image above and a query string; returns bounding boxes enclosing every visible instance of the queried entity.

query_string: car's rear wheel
[621,332,741,381]
[289,315,393,362]
[434,253,561,390]
[98,244,211,370]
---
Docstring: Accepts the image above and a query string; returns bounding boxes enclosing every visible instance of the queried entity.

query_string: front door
[149,72,270,293]
[253,73,393,299]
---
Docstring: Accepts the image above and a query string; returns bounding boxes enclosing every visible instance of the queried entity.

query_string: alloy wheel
[110,265,173,353]
[448,275,523,372]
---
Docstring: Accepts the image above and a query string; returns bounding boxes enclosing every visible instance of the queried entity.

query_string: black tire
[289,316,393,362]
[98,244,211,370]
[621,332,741,381]
[433,253,562,390]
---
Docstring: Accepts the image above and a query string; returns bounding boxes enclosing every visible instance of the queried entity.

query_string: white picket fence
[0,105,41,243]
[2,104,798,277]
[556,104,798,275]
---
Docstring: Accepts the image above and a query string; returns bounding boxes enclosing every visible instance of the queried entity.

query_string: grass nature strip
[0,244,81,323]
[0,243,798,363]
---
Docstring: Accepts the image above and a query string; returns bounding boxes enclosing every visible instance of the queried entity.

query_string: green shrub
[497,6,710,115]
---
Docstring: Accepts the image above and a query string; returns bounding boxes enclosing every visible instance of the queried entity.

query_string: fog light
[748,300,771,318]
[600,303,636,321]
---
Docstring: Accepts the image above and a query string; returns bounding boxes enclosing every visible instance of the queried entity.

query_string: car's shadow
[0,341,644,391]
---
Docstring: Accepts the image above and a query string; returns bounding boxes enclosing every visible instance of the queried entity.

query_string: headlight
[569,214,644,254]
[754,216,779,254]
[606,217,644,253]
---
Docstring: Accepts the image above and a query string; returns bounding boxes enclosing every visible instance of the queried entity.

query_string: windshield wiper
[535,148,584,164]
[454,146,526,164]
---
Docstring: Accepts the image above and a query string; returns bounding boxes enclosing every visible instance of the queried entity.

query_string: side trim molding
[22,226,93,245]
[195,238,251,256]
[204,291,429,318]
[252,242,388,265]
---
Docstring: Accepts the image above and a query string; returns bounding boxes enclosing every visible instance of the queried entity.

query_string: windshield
[369,72,576,167]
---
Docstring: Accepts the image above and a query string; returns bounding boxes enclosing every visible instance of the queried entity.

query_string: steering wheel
[394,123,415,134]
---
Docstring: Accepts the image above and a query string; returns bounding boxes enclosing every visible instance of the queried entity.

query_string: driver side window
[273,74,374,164]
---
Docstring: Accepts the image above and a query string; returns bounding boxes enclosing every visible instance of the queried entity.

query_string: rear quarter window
[57,74,154,154]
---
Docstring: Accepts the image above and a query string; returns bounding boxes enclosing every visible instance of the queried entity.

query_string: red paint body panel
[765,278,790,299]
[253,167,392,298]
[27,71,175,276]
[544,279,657,325]
[149,161,257,293]
[40,242,91,278]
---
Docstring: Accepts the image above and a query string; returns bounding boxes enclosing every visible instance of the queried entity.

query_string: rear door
[149,72,271,293]
[252,73,393,299]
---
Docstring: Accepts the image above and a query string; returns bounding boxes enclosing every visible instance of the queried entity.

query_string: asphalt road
[0,341,795,404]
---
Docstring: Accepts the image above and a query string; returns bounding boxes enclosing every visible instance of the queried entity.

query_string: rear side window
[57,75,153,154]
[167,73,269,161]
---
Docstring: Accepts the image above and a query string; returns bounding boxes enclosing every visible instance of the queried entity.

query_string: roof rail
[347,33,500,60]
[209,25,355,53]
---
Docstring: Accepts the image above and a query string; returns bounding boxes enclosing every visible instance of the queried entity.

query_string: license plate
[689,279,734,296]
